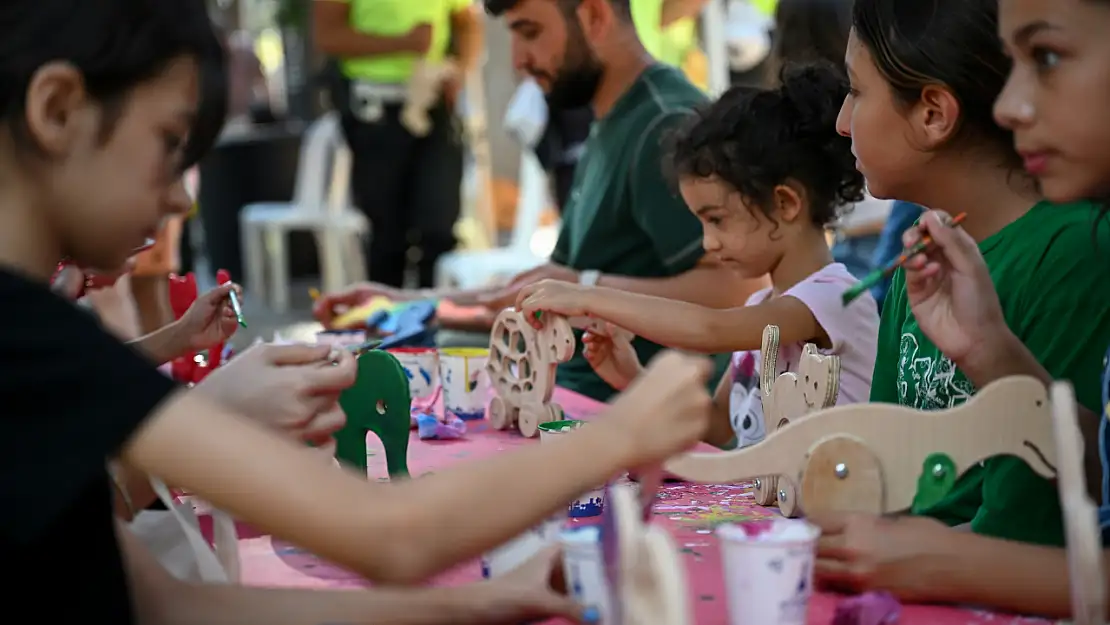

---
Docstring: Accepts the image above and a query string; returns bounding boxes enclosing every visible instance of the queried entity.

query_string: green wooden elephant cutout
[335,350,412,478]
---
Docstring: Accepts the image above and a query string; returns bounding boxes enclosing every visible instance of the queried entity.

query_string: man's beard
[544,22,604,111]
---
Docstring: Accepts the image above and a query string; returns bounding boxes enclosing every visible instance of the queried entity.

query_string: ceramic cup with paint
[718,518,819,625]
[561,525,612,624]
[387,347,440,401]
[480,513,565,579]
[316,329,367,349]
[539,420,605,518]
[438,347,490,421]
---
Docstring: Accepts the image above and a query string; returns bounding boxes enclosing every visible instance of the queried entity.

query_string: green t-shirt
[551,64,729,401]
[338,0,471,83]
[871,200,1110,546]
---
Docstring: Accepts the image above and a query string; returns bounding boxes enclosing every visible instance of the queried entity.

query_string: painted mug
[438,347,490,421]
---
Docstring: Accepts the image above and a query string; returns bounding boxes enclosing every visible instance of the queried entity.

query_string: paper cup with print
[539,421,605,518]
[387,347,440,401]
[718,518,819,625]
[438,347,490,421]
[480,513,566,579]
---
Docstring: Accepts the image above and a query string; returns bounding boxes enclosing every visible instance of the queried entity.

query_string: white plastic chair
[240,112,368,313]
[433,148,551,289]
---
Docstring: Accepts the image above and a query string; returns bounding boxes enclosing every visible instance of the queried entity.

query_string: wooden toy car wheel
[518,404,544,438]
[488,396,511,430]
[753,474,778,506]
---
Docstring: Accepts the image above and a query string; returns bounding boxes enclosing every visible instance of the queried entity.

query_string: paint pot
[717,518,819,625]
[315,329,367,349]
[438,347,490,421]
[539,420,604,518]
[480,513,565,579]
[387,347,439,401]
[561,525,613,624]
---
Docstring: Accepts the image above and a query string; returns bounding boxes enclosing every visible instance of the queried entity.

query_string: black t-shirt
[0,269,178,621]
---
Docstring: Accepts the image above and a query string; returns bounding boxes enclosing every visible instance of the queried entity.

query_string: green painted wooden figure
[335,350,412,478]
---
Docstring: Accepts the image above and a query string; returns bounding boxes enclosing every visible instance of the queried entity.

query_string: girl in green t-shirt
[809,0,1110,617]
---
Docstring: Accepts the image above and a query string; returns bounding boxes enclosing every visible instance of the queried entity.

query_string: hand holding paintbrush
[863,209,1011,369]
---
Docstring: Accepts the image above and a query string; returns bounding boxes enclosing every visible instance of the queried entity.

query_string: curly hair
[667,62,864,227]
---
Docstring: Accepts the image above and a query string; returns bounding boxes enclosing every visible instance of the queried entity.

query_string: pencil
[841,212,967,306]
[228,290,247,328]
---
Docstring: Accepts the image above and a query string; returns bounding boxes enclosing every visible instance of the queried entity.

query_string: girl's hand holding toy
[582,322,643,392]
[174,281,244,352]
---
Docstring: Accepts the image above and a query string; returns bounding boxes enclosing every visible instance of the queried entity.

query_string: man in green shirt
[313,0,484,289]
[872,200,1110,546]
[316,0,760,401]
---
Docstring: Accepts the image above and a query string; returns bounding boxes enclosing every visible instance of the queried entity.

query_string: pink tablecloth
[226,388,1050,625]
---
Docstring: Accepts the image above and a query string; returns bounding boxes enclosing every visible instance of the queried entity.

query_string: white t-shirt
[728,263,879,448]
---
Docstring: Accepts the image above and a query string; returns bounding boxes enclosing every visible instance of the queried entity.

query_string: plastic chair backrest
[508,149,550,252]
[291,112,347,213]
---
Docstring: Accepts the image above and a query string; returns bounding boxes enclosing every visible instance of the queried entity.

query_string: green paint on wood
[335,350,411,478]
[911,452,957,511]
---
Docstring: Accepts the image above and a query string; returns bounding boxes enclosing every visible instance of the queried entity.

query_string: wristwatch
[579,269,601,287]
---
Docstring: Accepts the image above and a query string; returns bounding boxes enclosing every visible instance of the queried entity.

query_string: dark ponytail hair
[768,0,853,79]
[668,62,864,227]
[851,0,1018,168]
[0,0,227,172]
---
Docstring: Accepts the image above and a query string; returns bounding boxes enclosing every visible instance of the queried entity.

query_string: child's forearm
[924,531,1077,617]
[704,375,735,448]
[582,287,784,354]
[129,321,189,365]
[122,389,639,585]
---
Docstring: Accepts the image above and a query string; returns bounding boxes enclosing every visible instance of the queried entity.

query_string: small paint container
[480,513,565,579]
[718,518,819,625]
[539,420,604,518]
[561,525,613,624]
[387,347,440,401]
[438,347,490,420]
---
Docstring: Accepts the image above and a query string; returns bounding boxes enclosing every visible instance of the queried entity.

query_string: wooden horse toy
[335,350,413,478]
[486,309,576,438]
[666,375,1058,518]
[752,325,841,517]
[602,483,692,625]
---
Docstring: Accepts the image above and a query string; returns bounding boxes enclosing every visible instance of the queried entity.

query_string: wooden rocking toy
[602,482,692,625]
[335,350,412,478]
[666,375,1058,517]
[486,309,576,438]
[752,325,841,517]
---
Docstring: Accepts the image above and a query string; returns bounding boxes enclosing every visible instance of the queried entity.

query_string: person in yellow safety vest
[312,0,485,289]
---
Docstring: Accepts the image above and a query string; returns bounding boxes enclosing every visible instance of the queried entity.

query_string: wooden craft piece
[666,376,1057,517]
[486,309,576,437]
[1050,382,1104,625]
[752,325,842,517]
[602,483,692,625]
[336,350,412,478]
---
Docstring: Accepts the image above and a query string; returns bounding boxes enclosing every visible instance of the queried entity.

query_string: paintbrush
[841,212,967,306]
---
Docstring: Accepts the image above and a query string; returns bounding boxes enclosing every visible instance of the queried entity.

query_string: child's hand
[196,343,357,442]
[583,323,642,391]
[177,282,241,351]
[465,547,589,623]
[902,210,1010,366]
[516,279,591,326]
[812,512,953,602]
[607,351,712,465]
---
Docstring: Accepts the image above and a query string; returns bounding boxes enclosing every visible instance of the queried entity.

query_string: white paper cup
[315,330,366,349]
[480,514,565,579]
[538,421,605,518]
[438,348,490,420]
[561,526,613,624]
[387,347,440,400]
[718,518,819,625]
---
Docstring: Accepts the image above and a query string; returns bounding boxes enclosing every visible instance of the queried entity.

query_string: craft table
[215,387,1051,625]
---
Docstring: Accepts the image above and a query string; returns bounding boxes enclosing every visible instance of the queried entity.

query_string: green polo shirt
[872,200,1110,546]
[336,0,471,84]
[551,64,730,401]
